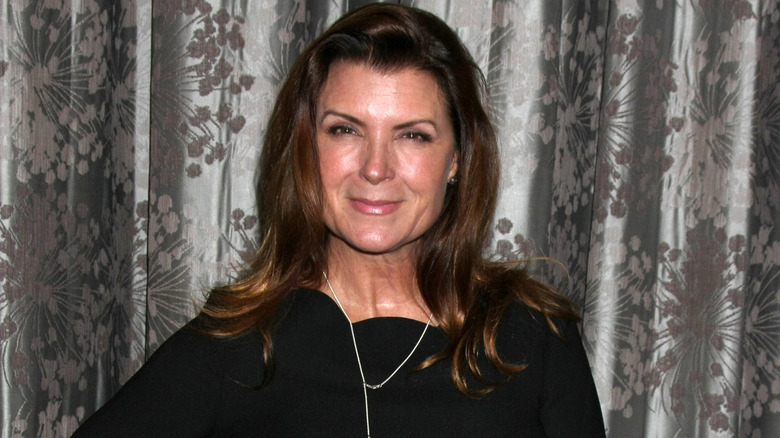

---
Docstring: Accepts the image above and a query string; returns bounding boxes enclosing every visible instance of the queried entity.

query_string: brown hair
[200,3,578,396]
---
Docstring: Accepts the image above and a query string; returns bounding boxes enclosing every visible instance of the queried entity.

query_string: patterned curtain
[1,0,778,436]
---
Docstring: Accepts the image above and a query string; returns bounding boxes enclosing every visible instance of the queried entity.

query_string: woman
[75,4,605,437]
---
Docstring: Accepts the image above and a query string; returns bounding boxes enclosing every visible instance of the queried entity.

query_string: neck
[321,240,429,323]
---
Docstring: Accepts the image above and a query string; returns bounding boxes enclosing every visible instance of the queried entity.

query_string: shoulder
[116,320,265,396]
[494,299,584,365]
[73,322,264,437]
[500,299,580,340]
[167,319,265,384]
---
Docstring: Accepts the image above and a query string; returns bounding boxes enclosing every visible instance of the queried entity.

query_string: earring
[448,176,458,185]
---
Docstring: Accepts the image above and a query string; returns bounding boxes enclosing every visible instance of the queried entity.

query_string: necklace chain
[322,271,432,438]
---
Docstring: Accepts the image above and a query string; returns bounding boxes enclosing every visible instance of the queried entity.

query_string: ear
[447,150,459,181]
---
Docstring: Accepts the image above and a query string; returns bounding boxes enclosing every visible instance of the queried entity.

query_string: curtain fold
[1,0,778,436]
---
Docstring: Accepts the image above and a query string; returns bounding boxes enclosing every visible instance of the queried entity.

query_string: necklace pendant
[364,383,382,390]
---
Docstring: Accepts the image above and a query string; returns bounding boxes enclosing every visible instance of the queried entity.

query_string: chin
[343,234,415,256]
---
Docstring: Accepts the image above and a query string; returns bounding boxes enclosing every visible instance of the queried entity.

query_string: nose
[360,138,394,184]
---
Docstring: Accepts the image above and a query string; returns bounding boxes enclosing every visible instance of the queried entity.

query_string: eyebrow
[319,110,439,131]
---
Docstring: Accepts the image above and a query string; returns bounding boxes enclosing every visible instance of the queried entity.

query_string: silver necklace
[322,271,433,438]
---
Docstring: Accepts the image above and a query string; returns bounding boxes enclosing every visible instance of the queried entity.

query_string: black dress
[74,288,605,437]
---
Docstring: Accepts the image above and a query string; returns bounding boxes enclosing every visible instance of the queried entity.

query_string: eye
[327,125,357,136]
[400,131,433,143]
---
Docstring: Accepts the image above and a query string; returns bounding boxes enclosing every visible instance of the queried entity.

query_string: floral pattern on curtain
[1,0,779,437]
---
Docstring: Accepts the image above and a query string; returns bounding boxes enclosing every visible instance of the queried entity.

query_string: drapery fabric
[1,0,778,436]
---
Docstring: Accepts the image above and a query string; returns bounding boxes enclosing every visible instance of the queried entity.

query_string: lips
[349,198,402,215]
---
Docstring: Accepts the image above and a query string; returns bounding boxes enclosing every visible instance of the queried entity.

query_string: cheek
[318,141,361,182]
[318,156,352,219]
[318,152,346,189]
[406,168,450,213]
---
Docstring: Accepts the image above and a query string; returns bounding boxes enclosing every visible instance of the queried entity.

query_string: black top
[74,289,605,437]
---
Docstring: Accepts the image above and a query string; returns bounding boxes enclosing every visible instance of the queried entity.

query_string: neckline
[294,287,436,327]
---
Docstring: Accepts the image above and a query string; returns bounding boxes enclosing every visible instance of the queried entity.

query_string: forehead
[317,62,446,111]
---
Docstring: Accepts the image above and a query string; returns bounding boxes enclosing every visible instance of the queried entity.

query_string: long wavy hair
[200,3,578,396]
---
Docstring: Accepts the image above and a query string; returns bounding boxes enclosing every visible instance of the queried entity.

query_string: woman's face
[316,62,458,257]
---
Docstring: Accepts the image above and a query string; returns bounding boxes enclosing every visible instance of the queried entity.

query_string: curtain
[1,0,778,436]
